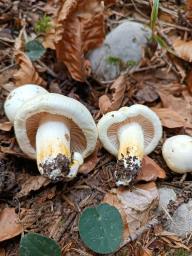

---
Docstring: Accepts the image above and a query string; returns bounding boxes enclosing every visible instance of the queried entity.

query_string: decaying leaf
[136,156,166,182]
[99,75,126,114]
[151,108,186,129]
[103,182,159,241]
[0,208,23,241]
[13,51,46,86]
[104,0,116,6]
[173,39,192,62]
[16,175,50,198]
[79,141,101,174]
[14,51,46,86]
[186,0,192,21]
[0,122,12,132]
[0,248,5,256]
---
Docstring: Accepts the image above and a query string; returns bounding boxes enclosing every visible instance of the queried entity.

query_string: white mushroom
[4,84,48,123]
[7,92,97,180]
[162,135,192,174]
[98,104,162,186]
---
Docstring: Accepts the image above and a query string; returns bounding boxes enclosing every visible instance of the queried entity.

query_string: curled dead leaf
[13,51,46,86]
[45,0,104,81]
[103,182,159,241]
[0,208,23,241]
[99,75,126,114]
[173,39,192,62]
[137,156,166,182]
[151,108,186,129]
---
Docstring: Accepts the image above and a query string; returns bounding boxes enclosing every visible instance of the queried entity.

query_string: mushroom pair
[98,105,162,186]
[4,84,98,180]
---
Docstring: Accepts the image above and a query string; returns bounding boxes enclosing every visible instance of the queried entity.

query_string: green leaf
[150,0,159,32]
[25,40,46,61]
[35,15,52,34]
[79,203,123,254]
[19,232,61,256]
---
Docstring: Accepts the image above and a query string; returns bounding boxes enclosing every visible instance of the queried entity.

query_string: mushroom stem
[68,152,84,179]
[116,122,144,185]
[36,114,71,180]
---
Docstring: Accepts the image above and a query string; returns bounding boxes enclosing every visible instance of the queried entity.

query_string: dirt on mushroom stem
[39,153,70,181]
[115,150,141,186]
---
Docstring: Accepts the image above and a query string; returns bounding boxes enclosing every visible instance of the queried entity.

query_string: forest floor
[0,0,192,255]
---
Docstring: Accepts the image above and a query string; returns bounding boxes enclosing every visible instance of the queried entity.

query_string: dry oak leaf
[136,156,166,182]
[0,208,23,241]
[103,182,159,241]
[47,0,104,81]
[13,51,46,86]
[173,39,192,62]
[151,108,187,129]
[99,75,126,114]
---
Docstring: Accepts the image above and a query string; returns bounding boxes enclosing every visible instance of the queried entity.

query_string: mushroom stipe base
[115,155,141,186]
[39,153,70,181]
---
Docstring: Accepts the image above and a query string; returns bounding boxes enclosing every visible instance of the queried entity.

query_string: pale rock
[158,187,192,238]
[87,21,151,81]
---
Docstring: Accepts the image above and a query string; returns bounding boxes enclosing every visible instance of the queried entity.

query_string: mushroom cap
[14,93,98,160]
[4,84,48,123]
[98,104,162,157]
[162,135,192,173]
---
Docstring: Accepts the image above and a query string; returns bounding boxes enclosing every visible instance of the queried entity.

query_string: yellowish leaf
[0,122,12,132]
[13,51,46,86]
[173,39,192,62]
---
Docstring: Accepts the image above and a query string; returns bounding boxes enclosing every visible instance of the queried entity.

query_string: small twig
[0,63,16,74]
[36,60,58,78]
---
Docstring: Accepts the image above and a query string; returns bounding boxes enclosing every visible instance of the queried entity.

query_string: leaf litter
[0,0,192,255]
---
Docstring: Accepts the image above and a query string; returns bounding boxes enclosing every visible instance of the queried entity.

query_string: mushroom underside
[26,112,87,154]
[107,114,155,151]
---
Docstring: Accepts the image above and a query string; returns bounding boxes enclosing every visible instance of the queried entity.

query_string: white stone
[158,187,192,238]
[87,21,151,81]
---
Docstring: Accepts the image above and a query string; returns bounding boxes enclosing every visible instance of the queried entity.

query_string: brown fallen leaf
[136,156,166,182]
[187,0,192,21]
[0,248,5,256]
[13,51,46,86]
[0,121,12,132]
[158,89,192,134]
[139,248,153,256]
[79,141,101,174]
[45,0,104,81]
[186,69,192,94]
[16,175,50,198]
[173,39,192,62]
[104,0,116,6]
[151,108,186,129]
[99,75,126,114]
[103,182,159,241]
[0,208,23,241]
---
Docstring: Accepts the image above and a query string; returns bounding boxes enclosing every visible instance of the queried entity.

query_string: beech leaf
[45,0,104,81]
[151,107,187,129]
